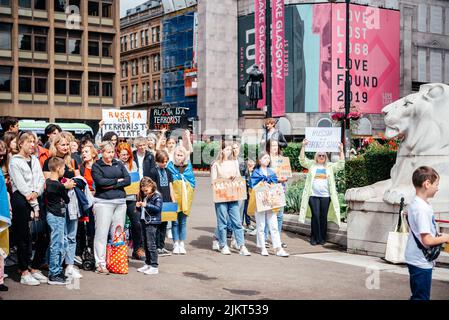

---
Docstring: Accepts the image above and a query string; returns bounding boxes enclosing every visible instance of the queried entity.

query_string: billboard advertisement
[271,0,286,117]
[238,3,400,115]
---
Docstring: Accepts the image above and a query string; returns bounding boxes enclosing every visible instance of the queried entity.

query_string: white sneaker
[137,264,150,273]
[248,229,257,236]
[31,270,48,283]
[239,245,251,256]
[212,240,220,251]
[173,242,180,254]
[21,274,40,286]
[144,267,159,275]
[65,266,83,279]
[230,239,240,250]
[261,248,269,256]
[179,242,187,255]
[221,246,231,255]
[276,248,290,257]
[167,229,173,239]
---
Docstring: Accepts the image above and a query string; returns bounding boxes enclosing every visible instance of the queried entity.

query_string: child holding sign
[250,152,289,257]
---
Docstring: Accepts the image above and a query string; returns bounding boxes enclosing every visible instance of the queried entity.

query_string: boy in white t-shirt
[405,166,449,300]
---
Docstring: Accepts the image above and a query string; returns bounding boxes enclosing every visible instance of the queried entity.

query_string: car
[18,120,94,141]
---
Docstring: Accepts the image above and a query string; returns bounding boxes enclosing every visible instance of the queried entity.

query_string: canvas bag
[106,226,129,274]
[385,198,408,264]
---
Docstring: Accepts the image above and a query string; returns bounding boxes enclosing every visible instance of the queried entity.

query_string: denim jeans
[126,200,143,251]
[142,223,158,268]
[64,214,78,265]
[214,201,245,248]
[240,199,251,226]
[156,221,168,249]
[172,212,187,241]
[46,212,65,277]
[265,207,284,240]
[408,264,432,300]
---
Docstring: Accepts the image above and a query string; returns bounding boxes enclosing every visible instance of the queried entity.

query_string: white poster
[102,109,147,138]
[305,127,341,152]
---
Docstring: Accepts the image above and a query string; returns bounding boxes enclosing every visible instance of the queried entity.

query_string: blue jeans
[46,212,65,277]
[408,264,432,300]
[64,215,78,265]
[265,207,284,240]
[172,212,187,241]
[215,201,245,248]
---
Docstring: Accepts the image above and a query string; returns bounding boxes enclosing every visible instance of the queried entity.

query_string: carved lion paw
[383,188,406,205]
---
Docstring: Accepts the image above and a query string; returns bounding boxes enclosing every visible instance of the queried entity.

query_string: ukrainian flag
[161,202,179,222]
[125,171,140,196]
[0,171,11,256]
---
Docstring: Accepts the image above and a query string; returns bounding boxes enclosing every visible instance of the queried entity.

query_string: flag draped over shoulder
[247,167,280,215]
[167,161,195,216]
[0,170,11,255]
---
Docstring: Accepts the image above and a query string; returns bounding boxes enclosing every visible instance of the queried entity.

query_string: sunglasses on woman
[317,154,326,158]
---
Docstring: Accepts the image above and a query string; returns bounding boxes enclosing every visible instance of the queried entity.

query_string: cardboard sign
[124,172,140,196]
[102,109,147,138]
[254,183,286,212]
[212,177,247,203]
[305,127,341,152]
[161,202,179,222]
[271,156,292,179]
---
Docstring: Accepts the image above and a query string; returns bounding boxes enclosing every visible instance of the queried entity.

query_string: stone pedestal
[347,198,449,265]
[241,109,266,130]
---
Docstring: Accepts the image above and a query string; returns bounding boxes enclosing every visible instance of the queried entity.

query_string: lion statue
[345,83,449,205]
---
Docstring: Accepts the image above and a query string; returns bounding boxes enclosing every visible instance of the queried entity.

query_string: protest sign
[254,183,286,212]
[271,156,292,179]
[150,107,189,131]
[124,172,140,196]
[305,127,341,152]
[102,109,147,138]
[212,177,247,203]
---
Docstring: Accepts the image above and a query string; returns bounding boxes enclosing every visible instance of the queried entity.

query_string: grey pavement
[1,177,449,300]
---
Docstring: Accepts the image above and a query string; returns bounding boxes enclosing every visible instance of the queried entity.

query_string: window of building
[70,79,80,95]
[120,36,124,52]
[122,86,127,105]
[145,29,149,46]
[153,54,160,72]
[123,35,127,51]
[18,25,32,51]
[0,23,11,50]
[55,37,66,53]
[152,26,160,43]
[54,0,66,12]
[102,42,111,57]
[153,80,159,100]
[34,36,46,52]
[88,81,99,96]
[143,57,148,74]
[132,84,137,103]
[68,37,81,54]
[55,78,66,94]
[130,34,134,50]
[102,82,112,97]
[19,25,48,52]
[88,41,99,56]
[88,1,99,16]
[142,82,147,102]
[141,30,145,47]
[0,0,10,6]
[133,33,137,48]
[132,59,138,76]
[0,66,12,92]
[102,3,111,18]
[121,62,127,78]
[34,0,45,10]
[19,68,47,94]
[19,0,31,8]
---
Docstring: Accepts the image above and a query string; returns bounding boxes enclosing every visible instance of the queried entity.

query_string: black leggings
[308,196,331,244]
[11,191,49,271]
[126,200,143,252]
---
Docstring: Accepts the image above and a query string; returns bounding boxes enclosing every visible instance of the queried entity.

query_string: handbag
[385,198,408,264]
[106,226,129,274]
[29,218,47,242]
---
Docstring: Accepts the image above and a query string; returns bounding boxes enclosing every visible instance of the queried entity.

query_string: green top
[298,156,345,227]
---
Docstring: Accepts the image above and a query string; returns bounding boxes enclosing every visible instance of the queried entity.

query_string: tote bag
[106,226,129,274]
[385,199,408,264]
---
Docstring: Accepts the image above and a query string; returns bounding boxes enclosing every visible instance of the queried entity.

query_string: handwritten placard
[305,127,341,152]
[212,177,247,203]
[254,183,286,212]
[271,156,292,179]
[102,109,147,138]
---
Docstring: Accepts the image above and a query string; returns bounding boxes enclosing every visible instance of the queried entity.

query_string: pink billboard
[271,0,286,117]
[330,4,400,113]
[254,0,267,109]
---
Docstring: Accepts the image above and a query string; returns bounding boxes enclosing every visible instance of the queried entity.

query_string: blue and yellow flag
[0,171,11,255]
[161,202,178,222]
[124,171,140,196]
[167,161,196,216]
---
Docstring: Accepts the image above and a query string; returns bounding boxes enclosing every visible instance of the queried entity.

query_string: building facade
[120,0,163,111]
[0,0,121,127]
[196,0,449,137]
